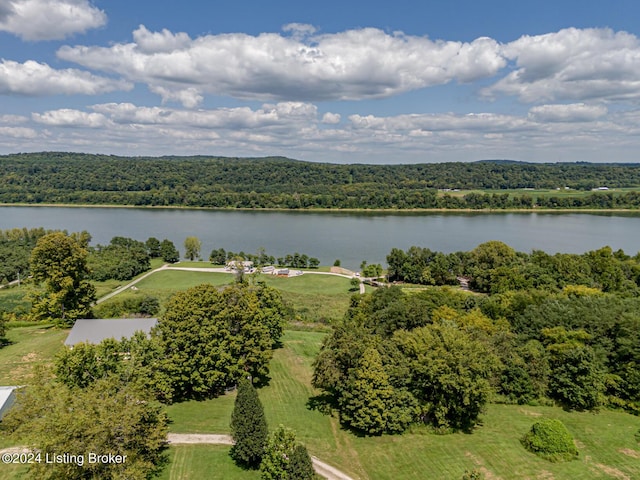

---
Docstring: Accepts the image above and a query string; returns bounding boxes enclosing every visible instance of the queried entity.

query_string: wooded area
[2,152,640,209]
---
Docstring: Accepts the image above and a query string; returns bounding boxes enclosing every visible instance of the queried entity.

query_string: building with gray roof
[64,318,158,347]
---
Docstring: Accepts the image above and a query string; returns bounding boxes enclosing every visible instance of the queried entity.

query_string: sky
[1,0,640,163]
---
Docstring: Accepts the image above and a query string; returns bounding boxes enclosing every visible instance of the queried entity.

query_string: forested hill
[2,152,640,209]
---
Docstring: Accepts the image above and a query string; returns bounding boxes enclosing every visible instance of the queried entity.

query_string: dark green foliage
[160,239,179,263]
[158,283,287,401]
[93,294,160,318]
[88,236,150,281]
[393,323,500,430]
[287,444,315,480]
[54,332,172,402]
[0,227,52,283]
[3,153,640,209]
[28,231,96,325]
[521,419,578,462]
[145,237,161,257]
[230,377,268,468]
[387,243,640,296]
[338,347,417,435]
[210,247,227,264]
[1,370,169,479]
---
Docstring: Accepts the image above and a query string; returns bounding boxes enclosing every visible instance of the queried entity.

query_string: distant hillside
[1,152,640,209]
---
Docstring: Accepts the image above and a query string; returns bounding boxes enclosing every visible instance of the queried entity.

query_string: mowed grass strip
[166,394,237,434]
[158,445,260,480]
[0,326,67,385]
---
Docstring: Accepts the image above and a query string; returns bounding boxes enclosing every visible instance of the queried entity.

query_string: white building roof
[0,386,18,419]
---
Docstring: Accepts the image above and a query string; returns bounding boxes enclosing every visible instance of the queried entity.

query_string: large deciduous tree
[184,236,202,261]
[28,232,96,325]
[1,370,168,480]
[158,283,287,401]
[230,377,268,468]
[393,322,500,431]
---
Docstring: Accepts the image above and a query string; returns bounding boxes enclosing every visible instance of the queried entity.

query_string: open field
[130,268,361,323]
[438,187,640,198]
[0,325,67,385]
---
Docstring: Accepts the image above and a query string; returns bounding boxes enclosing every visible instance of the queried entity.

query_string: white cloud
[0,114,28,124]
[0,0,106,41]
[18,101,640,163]
[528,103,608,122]
[0,59,132,96]
[484,28,640,103]
[0,126,38,138]
[32,109,108,127]
[57,25,506,105]
[132,25,192,54]
[321,112,341,124]
[90,101,317,129]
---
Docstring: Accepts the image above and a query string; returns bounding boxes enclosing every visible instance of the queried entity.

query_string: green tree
[184,236,202,261]
[393,322,499,430]
[287,444,315,480]
[28,232,96,325]
[2,370,168,480]
[230,377,268,468]
[145,237,161,258]
[210,247,227,265]
[160,239,179,263]
[521,419,578,462]
[54,332,173,403]
[339,347,416,435]
[158,283,284,401]
[259,425,314,480]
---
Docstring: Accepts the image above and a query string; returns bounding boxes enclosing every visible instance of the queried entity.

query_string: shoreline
[0,202,639,214]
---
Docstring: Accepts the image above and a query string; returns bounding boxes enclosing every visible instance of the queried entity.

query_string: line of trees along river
[1,206,639,271]
[3,153,640,209]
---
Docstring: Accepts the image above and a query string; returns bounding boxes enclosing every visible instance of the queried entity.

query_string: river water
[1,206,639,270]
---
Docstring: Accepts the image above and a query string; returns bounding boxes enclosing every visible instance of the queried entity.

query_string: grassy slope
[158,445,260,480]
[0,326,67,385]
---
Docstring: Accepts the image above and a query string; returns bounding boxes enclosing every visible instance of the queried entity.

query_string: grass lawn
[131,268,361,323]
[0,286,30,317]
[0,325,68,385]
[438,187,640,199]
[158,445,260,480]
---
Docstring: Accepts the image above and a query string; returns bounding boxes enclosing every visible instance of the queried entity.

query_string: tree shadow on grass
[306,393,336,416]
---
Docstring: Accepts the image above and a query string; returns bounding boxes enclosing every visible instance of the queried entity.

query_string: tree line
[313,283,640,436]
[2,152,640,209]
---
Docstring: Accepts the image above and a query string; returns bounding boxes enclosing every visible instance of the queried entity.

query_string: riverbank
[1,202,640,214]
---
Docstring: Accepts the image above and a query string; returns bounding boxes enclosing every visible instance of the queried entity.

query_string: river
[1,206,639,270]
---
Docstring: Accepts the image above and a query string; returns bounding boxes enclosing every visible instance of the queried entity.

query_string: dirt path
[167,433,355,480]
[95,263,169,304]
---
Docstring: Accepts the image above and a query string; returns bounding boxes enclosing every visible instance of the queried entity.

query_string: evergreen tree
[230,377,268,468]
[339,346,416,435]
[287,444,315,480]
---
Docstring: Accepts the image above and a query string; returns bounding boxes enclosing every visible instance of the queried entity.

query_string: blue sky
[1,0,640,163]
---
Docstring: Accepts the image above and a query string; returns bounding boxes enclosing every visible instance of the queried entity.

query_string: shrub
[521,419,578,462]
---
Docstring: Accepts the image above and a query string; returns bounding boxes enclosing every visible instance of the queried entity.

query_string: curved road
[167,433,356,480]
